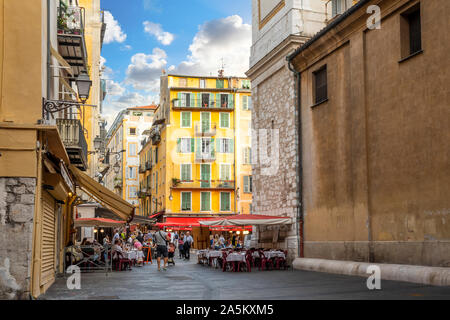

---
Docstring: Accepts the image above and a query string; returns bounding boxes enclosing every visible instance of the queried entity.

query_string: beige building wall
[291,0,450,266]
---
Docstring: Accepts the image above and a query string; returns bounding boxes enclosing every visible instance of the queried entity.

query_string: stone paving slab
[39,255,450,300]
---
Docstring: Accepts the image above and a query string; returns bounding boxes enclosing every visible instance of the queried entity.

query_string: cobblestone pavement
[40,253,450,300]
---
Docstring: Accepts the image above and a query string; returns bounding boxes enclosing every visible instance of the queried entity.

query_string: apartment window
[181,112,191,128]
[242,79,250,89]
[201,138,211,154]
[127,167,137,179]
[244,175,252,193]
[177,138,194,153]
[401,5,422,59]
[181,192,191,211]
[201,192,211,211]
[220,94,229,108]
[220,164,231,181]
[178,92,194,107]
[220,192,231,211]
[128,143,137,156]
[216,79,224,89]
[199,79,206,88]
[129,127,136,135]
[242,96,252,110]
[243,147,251,164]
[219,113,230,128]
[201,93,211,108]
[314,66,328,105]
[181,164,191,181]
[218,138,233,153]
[128,186,137,199]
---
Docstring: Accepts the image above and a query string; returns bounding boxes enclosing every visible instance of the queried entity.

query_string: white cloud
[124,48,167,91]
[120,45,133,51]
[103,92,159,131]
[143,0,162,13]
[143,21,175,45]
[106,80,126,96]
[103,11,127,44]
[174,15,251,77]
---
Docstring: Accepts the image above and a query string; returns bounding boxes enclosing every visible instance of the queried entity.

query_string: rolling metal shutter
[40,191,56,287]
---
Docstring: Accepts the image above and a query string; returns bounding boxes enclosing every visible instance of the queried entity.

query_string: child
[168,242,176,265]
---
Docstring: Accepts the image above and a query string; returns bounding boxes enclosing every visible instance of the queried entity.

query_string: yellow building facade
[140,74,252,239]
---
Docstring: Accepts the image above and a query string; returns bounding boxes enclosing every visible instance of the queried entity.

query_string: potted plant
[172,178,181,187]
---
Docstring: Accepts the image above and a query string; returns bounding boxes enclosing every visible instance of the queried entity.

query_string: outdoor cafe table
[123,250,144,261]
[226,252,246,262]
[252,251,286,259]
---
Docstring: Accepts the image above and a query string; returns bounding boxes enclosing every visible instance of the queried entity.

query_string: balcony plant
[172,178,181,187]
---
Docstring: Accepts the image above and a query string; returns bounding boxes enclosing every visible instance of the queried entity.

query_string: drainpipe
[287,59,304,258]
[47,0,51,109]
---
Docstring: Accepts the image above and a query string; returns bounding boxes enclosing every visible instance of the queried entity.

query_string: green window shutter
[216,138,221,153]
[210,93,215,107]
[177,138,181,152]
[177,92,182,106]
[221,193,230,211]
[201,192,210,211]
[228,94,234,109]
[248,97,252,110]
[242,96,248,110]
[191,138,195,152]
[190,93,195,107]
[211,138,215,156]
[229,139,234,153]
[244,176,249,193]
[196,93,200,107]
[196,138,201,157]
[215,93,220,108]
[182,193,191,210]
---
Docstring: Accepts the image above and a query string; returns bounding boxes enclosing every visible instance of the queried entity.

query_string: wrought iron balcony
[56,119,88,171]
[195,123,217,137]
[171,179,235,190]
[173,98,234,111]
[57,5,88,79]
[150,126,161,145]
[195,151,216,163]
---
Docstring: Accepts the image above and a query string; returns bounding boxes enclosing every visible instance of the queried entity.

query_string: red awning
[149,211,164,219]
[198,214,292,226]
[156,217,252,231]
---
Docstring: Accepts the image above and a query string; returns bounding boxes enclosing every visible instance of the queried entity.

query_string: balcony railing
[57,5,87,79]
[195,151,216,163]
[145,161,152,171]
[173,99,234,110]
[150,126,161,145]
[172,179,235,190]
[56,119,88,171]
[139,164,146,173]
[195,123,217,136]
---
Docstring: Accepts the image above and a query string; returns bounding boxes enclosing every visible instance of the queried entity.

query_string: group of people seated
[210,234,246,250]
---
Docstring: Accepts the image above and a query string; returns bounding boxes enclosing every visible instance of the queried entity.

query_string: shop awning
[156,217,252,231]
[69,165,135,223]
[75,218,126,227]
[198,214,293,226]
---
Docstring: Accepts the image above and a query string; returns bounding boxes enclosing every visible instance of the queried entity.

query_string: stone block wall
[0,177,36,299]
[251,63,299,262]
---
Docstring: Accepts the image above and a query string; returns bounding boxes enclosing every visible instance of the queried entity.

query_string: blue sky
[100,0,252,128]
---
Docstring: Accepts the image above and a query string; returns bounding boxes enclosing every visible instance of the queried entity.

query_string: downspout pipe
[46,0,51,118]
[287,59,304,258]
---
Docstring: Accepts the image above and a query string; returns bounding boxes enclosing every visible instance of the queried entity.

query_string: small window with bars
[313,66,328,105]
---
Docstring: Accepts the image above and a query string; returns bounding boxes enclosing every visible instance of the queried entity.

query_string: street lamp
[76,71,92,104]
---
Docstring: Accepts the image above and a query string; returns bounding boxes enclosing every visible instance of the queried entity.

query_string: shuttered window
[181,112,191,127]
[220,192,231,211]
[220,113,230,128]
[181,192,191,211]
[314,66,328,105]
[201,192,211,211]
[216,79,224,89]
[217,138,233,153]
[242,95,252,110]
[181,164,191,181]
[243,147,251,164]
[220,164,231,181]
[244,176,252,193]
[41,191,56,286]
[177,138,192,153]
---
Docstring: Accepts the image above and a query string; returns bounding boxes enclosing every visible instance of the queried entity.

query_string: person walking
[154,226,170,271]
[178,234,185,259]
[183,231,194,260]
